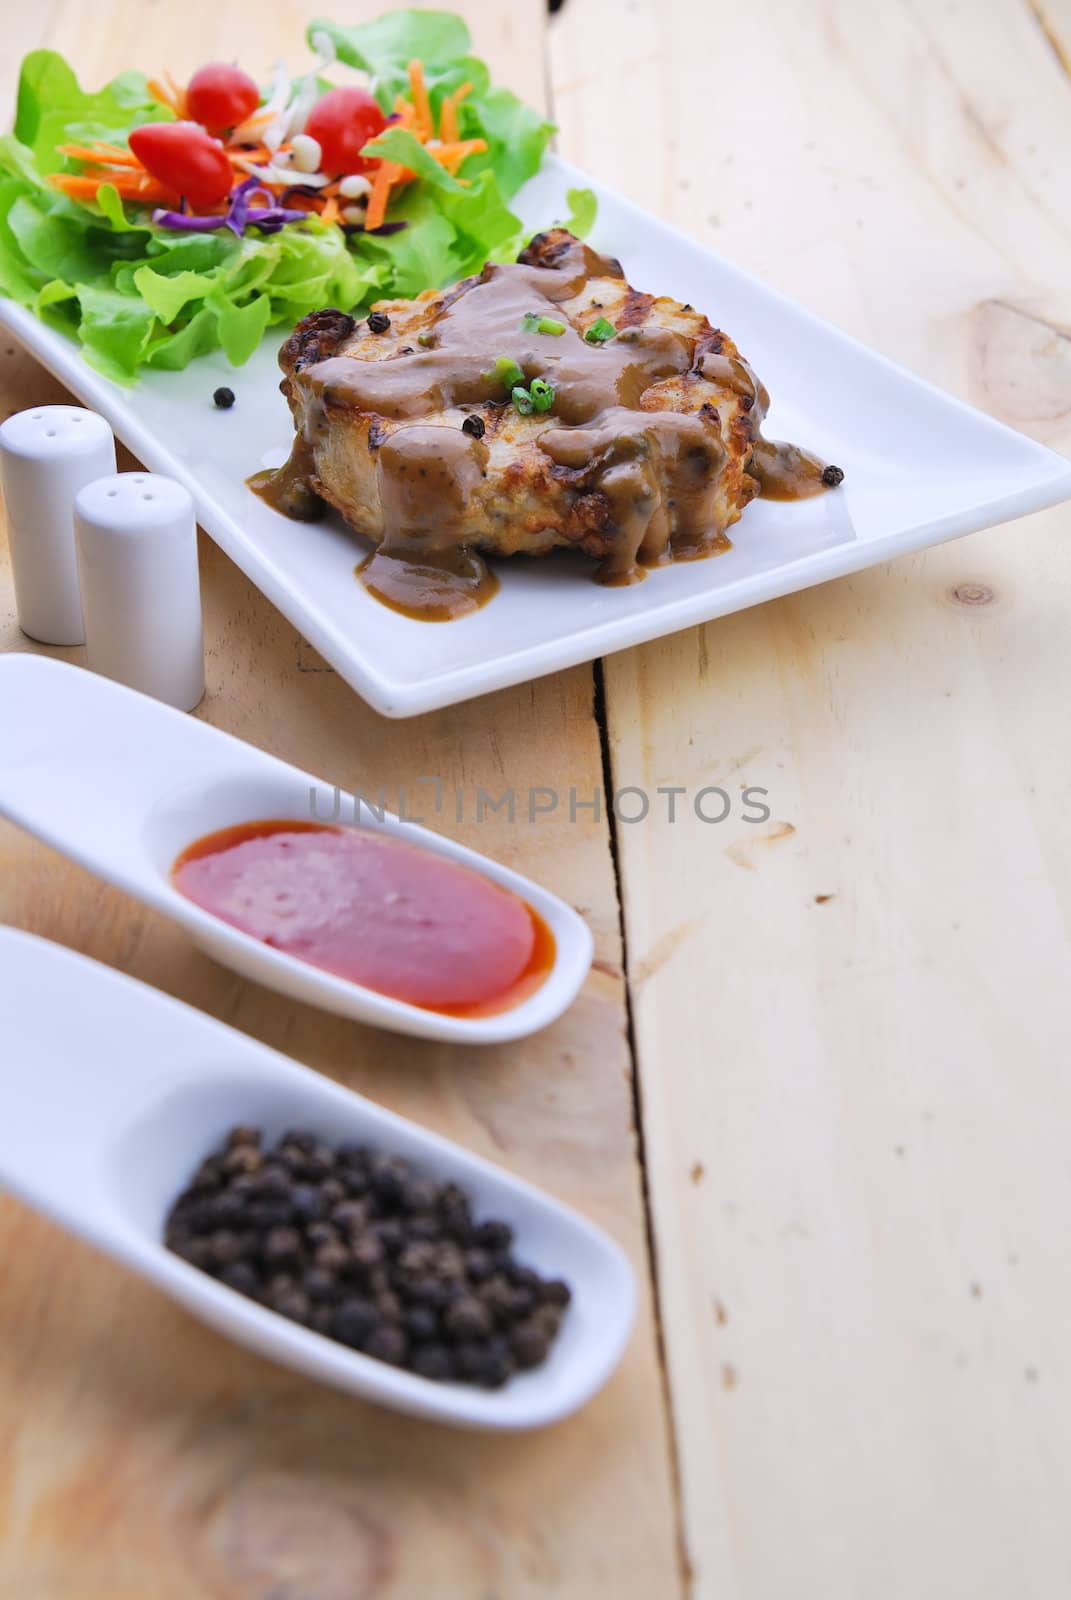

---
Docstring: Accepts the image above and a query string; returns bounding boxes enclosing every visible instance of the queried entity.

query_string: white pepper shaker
[0,405,116,645]
[74,472,205,712]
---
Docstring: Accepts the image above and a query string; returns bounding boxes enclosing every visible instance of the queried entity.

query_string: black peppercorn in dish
[165,1126,572,1388]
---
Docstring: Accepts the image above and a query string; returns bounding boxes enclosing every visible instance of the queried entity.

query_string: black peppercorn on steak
[271,228,797,582]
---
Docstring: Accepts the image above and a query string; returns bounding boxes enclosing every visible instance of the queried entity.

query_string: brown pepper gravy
[748,438,832,501]
[250,237,842,620]
[247,437,328,522]
[357,545,500,620]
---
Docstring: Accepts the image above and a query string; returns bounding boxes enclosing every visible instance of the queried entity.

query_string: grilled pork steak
[259,229,835,619]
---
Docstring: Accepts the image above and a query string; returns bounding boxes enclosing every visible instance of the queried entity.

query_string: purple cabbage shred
[152,177,307,238]
[152,176,410,240]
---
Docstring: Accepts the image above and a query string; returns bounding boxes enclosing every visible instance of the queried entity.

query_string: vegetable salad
[0,10,594,382]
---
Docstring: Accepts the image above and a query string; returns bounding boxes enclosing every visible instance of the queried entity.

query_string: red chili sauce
[171,820,554,1016]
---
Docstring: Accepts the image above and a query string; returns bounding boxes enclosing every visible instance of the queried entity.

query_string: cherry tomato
[129,122,234,208]
[305,87,387,175]
[186,63,261,135]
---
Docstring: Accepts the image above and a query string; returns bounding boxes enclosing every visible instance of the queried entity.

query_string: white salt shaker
[74,472,205,712]
[0,406,116,645]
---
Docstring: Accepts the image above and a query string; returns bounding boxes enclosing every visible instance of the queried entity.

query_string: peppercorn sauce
[253,231,841,619]
[172,819,553,1013]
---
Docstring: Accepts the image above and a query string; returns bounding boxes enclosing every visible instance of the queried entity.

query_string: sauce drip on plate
[172,820,553,1015]
[247,437,327,522]
[356,545,500,621]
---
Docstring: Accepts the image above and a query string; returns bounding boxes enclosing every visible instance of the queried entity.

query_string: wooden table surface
[2,1,1070,1595]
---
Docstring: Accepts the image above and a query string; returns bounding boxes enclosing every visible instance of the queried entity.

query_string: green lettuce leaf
[310,10,472,80]
[14,50,80,147]
[559,186,597,239]
[132,265,220,323]
[76,281,156,377]
[143,306,219,371]
[458,87,554,202]
[211,290,274,365]
[7,193,104,283]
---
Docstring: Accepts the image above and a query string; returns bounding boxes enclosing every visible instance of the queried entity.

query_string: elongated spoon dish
[0,928,634,1429]
[0,654,592,1043]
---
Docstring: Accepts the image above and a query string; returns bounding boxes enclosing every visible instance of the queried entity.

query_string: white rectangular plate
[3,154,1069,717]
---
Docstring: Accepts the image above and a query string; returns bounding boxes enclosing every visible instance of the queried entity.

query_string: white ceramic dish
[3,154,1069,718]
[0,654,592,1043]
[0,927,633,1428]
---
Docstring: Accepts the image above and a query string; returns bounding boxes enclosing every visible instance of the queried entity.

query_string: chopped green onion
[510,377,554,416]
[521,312,566,336]
[488,355,525,391]
[584,316,617,344]
[529,377,555,413]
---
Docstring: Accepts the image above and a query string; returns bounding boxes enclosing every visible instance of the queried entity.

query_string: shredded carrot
[392,94,418,131]
[90,139,137,161]
[164,72,188,118]
[435,137,488,175]
[407,60,433,141]
[230,109,275,137]
[147,76,185,116]
[365,68,485,223]
[227,145,274,167]
[60,140,139,164]
[320,195,340,226]
[57,143,142,168]
[365,160,399,231]
[50,171,179,205]
[438,82,472,145]
[441,138,486,155]
[49,174,107,198]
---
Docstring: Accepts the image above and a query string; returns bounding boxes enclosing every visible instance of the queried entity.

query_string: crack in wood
[593,663,694,1598]
[1026,0,1071,80]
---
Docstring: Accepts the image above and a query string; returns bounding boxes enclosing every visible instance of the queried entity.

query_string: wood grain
[551,0,1071,1596]
[0,7,683,1597]
[1028,0,1071,73]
